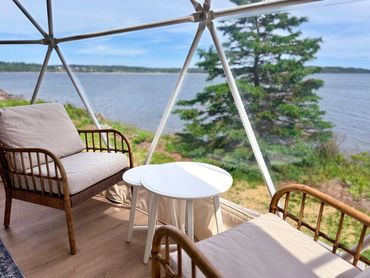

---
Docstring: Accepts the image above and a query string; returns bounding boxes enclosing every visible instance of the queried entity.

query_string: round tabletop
[122,164,157,186]
[141,162,233,199]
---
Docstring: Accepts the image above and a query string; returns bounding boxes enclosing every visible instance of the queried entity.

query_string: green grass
[0,98,32,108]
[131,130,152,144]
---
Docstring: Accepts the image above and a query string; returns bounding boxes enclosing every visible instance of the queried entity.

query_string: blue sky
[0,0,369,68]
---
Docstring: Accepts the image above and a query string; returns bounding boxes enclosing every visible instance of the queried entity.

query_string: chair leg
[65,206,77,255]
[4,194,12,228]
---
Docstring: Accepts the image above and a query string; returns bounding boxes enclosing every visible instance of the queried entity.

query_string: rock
[0,89,8,100]
[0,89,23,100]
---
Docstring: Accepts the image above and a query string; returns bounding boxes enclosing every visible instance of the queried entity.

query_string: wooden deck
[0,186,151,277]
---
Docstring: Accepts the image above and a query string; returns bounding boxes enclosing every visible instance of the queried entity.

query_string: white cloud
[319,35,370,59]
[288,0,370,67]
[292,0,370,25]
[77,44,146,57]
[0,0,45,37]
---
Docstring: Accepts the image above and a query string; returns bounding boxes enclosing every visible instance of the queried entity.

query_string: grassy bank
[0,97,368,259]
[0,97,368,212]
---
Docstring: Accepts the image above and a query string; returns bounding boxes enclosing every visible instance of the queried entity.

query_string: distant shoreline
[0,71,206,75]
[317,66,370,74]
[1,61,370,74]
[0,61,205,74]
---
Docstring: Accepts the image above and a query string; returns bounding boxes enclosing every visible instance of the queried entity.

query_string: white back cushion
[0,103,84,169]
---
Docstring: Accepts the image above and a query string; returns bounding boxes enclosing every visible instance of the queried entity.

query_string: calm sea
[0,72,369,153]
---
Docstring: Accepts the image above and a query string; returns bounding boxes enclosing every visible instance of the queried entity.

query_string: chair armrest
[270,184,370,267]
[152,225,223,278]
[78,129,133,168]
[0,146,70,197]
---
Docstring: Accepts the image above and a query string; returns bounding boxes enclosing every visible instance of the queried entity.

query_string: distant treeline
[1,61,370,74]
[0,61,204,73]
[317,66,370,73]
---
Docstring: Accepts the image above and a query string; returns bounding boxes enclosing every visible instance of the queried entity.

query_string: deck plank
[0,186,151,278]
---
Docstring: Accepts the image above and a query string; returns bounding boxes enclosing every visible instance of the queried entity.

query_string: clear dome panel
[0,0,47,39]
[1,0,369,219]
[58,23,200,67]
[0,44,46,97]
[206,0,370,214]
[55,23,218,134]
[52,0,235,38]
[0,0,236,41]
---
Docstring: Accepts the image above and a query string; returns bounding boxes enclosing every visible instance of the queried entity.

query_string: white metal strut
[145,23,206,164]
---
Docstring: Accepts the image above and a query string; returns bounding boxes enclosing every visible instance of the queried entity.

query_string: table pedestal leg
[127,186,139,243]
[170,199,179,229]
[143,194,159,264]
[179,200,186,233]
[148,192,153,222]
[186,199,194,241]
[213,196,223,234]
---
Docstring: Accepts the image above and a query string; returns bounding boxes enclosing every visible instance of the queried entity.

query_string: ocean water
[316,73,370,154]
[0,72,210,132]
[0,72,369,153]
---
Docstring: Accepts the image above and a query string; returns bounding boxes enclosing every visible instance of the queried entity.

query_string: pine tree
[175,3,332,160]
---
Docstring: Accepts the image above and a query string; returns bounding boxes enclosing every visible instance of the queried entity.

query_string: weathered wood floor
[0,186,151,278]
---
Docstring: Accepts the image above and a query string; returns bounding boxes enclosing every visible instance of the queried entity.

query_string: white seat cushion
[174,213,361,278]
[16,152,129,195]
[354,266,370,277]
[0,103,84,169]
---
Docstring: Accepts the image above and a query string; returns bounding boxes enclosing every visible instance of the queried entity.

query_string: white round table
[141,161,233,263]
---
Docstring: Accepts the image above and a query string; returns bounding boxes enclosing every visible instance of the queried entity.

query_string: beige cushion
[14,152,128,195]
[0,103,84,169]
[174,213,360,278]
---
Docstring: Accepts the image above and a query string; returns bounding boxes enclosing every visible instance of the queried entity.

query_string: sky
[0,0,369,69]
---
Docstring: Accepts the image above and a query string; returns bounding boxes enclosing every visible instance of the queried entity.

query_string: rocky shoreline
[0,89,23,100]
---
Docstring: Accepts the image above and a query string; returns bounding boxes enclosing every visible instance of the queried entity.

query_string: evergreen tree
[175,1,332,160]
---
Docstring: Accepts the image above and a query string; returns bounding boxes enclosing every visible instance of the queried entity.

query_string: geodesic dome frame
[0,0,318,196]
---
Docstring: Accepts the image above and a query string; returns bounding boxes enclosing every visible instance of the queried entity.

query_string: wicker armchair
[0,103,133,254]
[152,184,370,277]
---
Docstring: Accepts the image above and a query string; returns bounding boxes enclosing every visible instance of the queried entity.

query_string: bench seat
[173,213,361,278]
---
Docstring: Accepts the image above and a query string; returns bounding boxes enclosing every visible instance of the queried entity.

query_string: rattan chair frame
[152,184,370,278]
[0,129,133,255]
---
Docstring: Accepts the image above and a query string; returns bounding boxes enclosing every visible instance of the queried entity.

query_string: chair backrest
[0,103,84,169]
[270,184,370,267]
